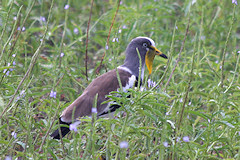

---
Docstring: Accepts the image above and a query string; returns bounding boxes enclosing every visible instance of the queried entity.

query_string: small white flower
[64,4,69,10]
[192,0,196,5]
[188,101,191,105]
[176,26,178,30]
[112,38,116,42]
[163,141,168,147]
[40,39,43,42]
[183,136,190,142]
[13,61,16,66]
[91,108,97,113]
[60,52,64,57]
[11,132,17,139]
[13,16,17,21]
[12,54,16,57]
[237,51,240,54]
[109,58,112,61]
[118,29,122,33]
[122,25,127,29]
[119,141,128,148]
[215,60,219,64]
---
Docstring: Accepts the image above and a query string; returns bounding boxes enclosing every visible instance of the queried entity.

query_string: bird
[51,36,167,139]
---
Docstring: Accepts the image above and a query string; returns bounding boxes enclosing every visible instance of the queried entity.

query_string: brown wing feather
[61,69,131,122]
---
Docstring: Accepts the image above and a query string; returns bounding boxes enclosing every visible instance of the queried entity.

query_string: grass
[0,0,240,159]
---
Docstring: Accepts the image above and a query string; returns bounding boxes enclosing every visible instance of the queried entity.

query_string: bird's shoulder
[84,68,133,96]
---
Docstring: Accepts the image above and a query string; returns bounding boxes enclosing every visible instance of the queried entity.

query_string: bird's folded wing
[60,69,132,123]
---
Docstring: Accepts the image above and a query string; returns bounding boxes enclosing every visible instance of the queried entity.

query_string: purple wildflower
[119,141,128,148]
[91,108,97,113]
[60,52,64,57]
[40,16,46,22]
[163,141,168,147]
[22,27,26,32]
[179,98,183,103]
[232,0,238,5]
[183,136,190,142]
[5,156,12,160]
[64,4,69,10]
[147,79,158,88]
[73,28,79,34]
[176,137,181,142]
[69,124,78,132]
[11,132,17,139]
[50,90,57,98]
[105,45,109,50]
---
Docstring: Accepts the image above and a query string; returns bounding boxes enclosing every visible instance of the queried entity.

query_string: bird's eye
[143,43,148,47]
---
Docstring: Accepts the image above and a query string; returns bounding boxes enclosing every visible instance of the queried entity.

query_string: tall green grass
[0,0,239,159]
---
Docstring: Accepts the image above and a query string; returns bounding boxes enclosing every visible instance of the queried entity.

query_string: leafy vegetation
[0,0,239,159]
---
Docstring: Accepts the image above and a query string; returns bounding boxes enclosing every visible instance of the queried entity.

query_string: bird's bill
[145,45,167,74]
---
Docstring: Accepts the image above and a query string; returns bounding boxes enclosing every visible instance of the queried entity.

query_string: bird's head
[124,37,167,75]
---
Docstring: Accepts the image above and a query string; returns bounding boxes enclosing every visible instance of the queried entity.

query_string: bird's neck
[121,60,145,81]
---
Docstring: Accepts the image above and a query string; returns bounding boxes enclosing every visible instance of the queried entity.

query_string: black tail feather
[51,118,71,139]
